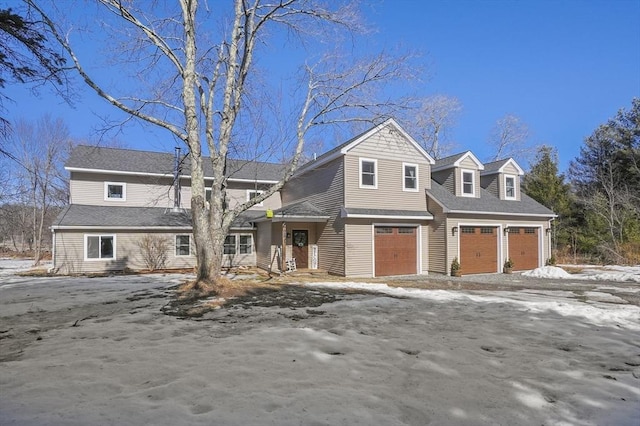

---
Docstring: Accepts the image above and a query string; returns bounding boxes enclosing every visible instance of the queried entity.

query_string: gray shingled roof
[427,181,555,217]
[433,152,468,169]
[273,201,328,218]
[52,205,256,229]
[481,159,511,174]
[66,145,286,181]
[342,208,433,218]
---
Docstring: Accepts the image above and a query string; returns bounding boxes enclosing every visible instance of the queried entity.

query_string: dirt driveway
[1,267,639,425]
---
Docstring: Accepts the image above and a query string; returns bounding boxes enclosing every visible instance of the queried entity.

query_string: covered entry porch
[254,201,329,274]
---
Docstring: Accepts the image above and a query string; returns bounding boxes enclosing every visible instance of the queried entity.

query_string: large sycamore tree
[27,0,419,291]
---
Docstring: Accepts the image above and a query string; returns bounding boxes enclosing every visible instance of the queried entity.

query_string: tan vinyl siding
[481,175,499,198]
[432,170,454,192]
[427,199,447,274]
[344,220,373,277]
[283,158,345,275]
[344,156,429,210]
[255,221,273,271]
[70,172,174,207]
[225,187,281,211]
[53,229,256,274]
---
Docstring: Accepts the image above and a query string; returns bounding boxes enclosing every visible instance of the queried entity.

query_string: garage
[374,226,417,276]
[459,226,498,274]
[508,227,539,271]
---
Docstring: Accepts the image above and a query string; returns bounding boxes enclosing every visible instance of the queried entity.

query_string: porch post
[281,222,287,271]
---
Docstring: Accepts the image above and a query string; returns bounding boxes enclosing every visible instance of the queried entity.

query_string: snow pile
[0,258,34,277]
[523,265,640,282]
[522,266,572,279]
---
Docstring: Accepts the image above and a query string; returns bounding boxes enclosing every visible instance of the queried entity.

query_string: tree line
[523,98,640,265]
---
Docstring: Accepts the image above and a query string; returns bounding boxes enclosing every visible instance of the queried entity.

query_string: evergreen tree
[522,145,574,255]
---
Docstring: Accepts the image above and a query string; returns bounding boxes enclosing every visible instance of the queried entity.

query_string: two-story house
[51,118,556,276]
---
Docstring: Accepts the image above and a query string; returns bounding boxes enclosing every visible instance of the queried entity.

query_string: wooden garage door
[508,227,539,271]
[374,227,417,277]
[460,226,498,274]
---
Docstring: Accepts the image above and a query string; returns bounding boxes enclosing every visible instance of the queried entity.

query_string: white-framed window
[360,158,377,189]
[104,182,126,201]
[224,235,236,255]
[504,175,516,199]
[461,170,475,196]
[403,163,418,191]
[239,234,252,254]
[247,190,264,207]
[175,235,191,256]
[84,234,115,261]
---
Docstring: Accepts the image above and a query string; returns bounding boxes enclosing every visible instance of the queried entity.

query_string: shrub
[136,235,169,271]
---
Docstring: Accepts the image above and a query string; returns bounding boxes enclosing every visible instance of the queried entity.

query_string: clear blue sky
[4,0,640,172]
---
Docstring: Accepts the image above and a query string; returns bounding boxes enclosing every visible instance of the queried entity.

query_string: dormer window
[462,170,475,196]
[104,182,126,201]
[403,163,418,192]
[505,175,516,199]
[360,158,377,189]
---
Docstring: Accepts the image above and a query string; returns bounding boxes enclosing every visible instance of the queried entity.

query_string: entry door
[292,230,309,268]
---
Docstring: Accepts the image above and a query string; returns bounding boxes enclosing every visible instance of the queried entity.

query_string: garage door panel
[375,227,417,276]
[508,227,539,271]
[460,226,498,274]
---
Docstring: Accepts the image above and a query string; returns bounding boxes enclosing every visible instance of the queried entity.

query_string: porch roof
[255,200,330,223]
[51,204,256,230]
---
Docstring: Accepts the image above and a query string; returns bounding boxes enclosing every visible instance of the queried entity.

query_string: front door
[292,230,309,268]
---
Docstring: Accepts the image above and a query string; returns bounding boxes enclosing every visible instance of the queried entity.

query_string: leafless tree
[28,0,421,292]
[2,115,71,263]
[400,94,462,159]
[487,114,532,162]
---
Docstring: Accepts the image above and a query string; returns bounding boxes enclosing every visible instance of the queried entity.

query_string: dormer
[480,158,525,201]
[431,151,484,198]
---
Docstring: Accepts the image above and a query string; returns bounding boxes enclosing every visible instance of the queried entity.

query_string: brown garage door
[375,226,417,277]
[508,227,539,271]
[460,226,498,274]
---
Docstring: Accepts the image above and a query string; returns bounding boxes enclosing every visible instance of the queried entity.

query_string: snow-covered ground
[0,260,639,425]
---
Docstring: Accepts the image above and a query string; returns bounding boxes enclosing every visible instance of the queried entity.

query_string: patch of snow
[583,291,628,304]
[522,266,573,279]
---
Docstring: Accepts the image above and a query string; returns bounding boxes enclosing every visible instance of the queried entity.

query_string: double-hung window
[461,170,475,196]
[403,163,418,191]
[504,175,516,199]
[85,235,115,260]
[224,235,237,255]
[360,158,377,189]
[175,235,191,256]
[104,182,126,201]
[239,235,252,254]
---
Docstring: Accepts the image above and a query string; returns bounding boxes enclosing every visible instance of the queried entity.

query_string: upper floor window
[403,163,418,192]
[247,190,264,207]
[360,158,377,189]
[504,175,516,199]
[175,235,191,256]
[85,234,115,260]
[461,170,475,196]
[104,182,126,201]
